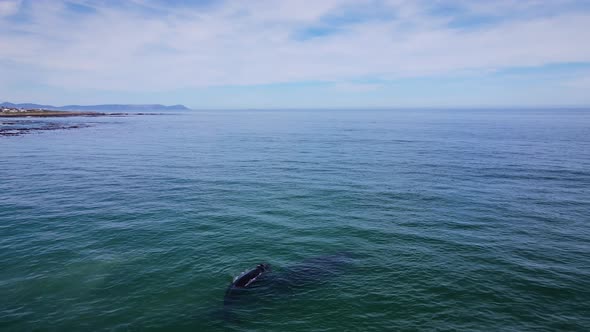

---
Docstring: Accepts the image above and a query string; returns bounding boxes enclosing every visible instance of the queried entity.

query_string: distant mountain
[1,102,56,109]
[1,102,190,111]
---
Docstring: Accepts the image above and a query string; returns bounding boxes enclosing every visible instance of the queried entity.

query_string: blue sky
[1,0,590,109]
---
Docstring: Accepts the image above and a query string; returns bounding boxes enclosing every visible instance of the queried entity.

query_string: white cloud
[563,72,590,89]
[0,0,21,17]
[0,0,589,92]
[332,82,383,92]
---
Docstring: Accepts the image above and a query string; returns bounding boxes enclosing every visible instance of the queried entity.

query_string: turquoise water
[1,109,589,331]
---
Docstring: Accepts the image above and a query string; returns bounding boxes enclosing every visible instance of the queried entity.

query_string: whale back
[221,253,355,322]
[231,263,271,288]
[223,263,271,308]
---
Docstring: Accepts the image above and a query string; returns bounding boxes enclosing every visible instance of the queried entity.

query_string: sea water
[1,109,589,331]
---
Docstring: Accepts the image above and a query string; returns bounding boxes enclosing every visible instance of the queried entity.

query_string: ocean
[1,109,589,331]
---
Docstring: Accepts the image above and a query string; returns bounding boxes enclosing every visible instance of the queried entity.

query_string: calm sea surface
[1,109,589,331]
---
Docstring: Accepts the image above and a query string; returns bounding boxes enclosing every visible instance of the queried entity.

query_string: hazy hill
[1,102,190,111]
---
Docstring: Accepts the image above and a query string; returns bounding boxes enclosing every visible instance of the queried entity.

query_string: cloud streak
[0,0,21,17]
[1,0,589,106]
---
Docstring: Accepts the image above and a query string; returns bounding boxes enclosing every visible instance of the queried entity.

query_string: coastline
[0,108,117,117]
[1,108,166,137]
[1,108,145,137]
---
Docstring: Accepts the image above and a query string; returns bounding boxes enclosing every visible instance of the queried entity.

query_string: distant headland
[1,102,190,112]
[1,101,189,135]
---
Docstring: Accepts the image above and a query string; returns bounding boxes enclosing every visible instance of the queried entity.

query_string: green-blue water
[1,109,589,331]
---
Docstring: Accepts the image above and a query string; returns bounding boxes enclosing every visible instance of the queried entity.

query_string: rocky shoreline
[0,107,123,117]
[0,120,91,137]
[1,107,158,137]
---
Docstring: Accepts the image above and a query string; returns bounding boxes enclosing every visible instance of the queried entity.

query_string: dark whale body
[229,263,271,288]
[274,253,354,288]
[222,253,354,321]
[223,263,271,307]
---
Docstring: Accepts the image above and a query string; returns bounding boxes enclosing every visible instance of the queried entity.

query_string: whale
[229,263,271,288]
[273,253,354,289]
[223,263,271,307]
[221,253,355,321]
